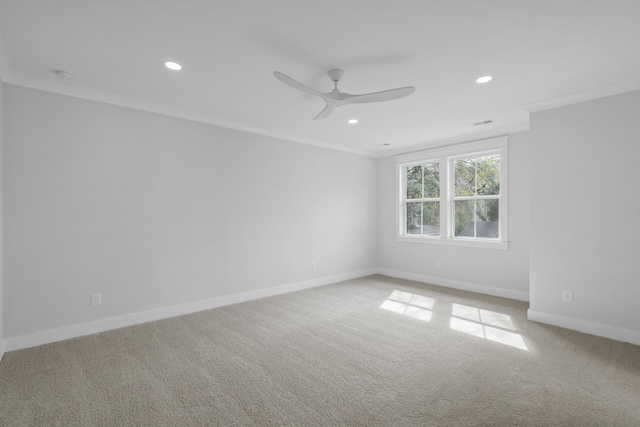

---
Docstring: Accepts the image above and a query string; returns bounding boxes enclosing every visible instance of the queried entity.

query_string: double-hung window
[396,136,508,249]
[405,162,441,236]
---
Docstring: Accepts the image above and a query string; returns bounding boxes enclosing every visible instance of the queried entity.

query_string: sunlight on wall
[450,303,528,351]
[380,290,435,322]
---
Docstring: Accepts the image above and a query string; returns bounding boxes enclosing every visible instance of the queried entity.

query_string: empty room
[1,1,639,425]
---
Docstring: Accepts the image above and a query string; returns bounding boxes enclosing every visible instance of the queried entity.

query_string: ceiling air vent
[54,70,74,79]
[473,119,495,126]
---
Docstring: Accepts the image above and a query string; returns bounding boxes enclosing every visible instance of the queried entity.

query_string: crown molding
[522,78,640,113]
[376,122,530,158]
[3,72,377,158]
[2,61,529,159]
[8,57,635,159]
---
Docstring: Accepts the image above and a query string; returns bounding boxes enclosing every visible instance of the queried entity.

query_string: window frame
[402,160,442,237]
[395,136,509,250]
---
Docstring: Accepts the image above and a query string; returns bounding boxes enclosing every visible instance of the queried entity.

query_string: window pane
[406,166,422,199]
[406,202,421,234]
[476,199,499,238]
[454,200,475,237]
[454,159,475,196]
[422,201,440,236]
[477,155,500,196]
[423,163,440,198]
[477,198,499,222]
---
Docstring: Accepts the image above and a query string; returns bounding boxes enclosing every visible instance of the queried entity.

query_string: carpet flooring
[1,275,639,426]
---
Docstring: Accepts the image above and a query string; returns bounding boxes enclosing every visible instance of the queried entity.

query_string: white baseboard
[527,309,640,346]
[0,339,5,362]
[375,268,530,302]
[5,268,377,352]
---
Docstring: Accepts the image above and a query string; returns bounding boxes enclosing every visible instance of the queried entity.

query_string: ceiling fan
[273,69,415,120]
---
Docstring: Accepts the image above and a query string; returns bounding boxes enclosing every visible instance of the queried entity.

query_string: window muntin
[452,154,501,239]
[403,162,440,236]
[396,136,508,248]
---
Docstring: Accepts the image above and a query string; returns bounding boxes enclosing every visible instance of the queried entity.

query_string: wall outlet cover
[91,293,102,306]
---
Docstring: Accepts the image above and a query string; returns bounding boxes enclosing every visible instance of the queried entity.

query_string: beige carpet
[1,275,639,426]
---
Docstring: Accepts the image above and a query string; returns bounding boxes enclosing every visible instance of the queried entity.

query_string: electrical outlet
[91,293,102,306]
[435,261,441,269]
[312,261,317,271]
[562,291,572,303]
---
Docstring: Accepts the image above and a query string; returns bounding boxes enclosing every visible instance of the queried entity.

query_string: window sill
[395,235,509,250]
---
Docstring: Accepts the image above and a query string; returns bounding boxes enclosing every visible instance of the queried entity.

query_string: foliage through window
[397,137,508,248]
[453,155,500,238]
[406,163,440,236]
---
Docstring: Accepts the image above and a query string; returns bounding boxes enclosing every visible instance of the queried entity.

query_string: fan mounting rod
[327,69,344,89]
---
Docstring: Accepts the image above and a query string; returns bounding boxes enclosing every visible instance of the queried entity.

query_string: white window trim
[395,136,509,250]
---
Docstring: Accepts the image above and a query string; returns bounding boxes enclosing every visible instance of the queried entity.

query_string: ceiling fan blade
[313,104,334,120]
[344,86,415,104]
[274,71,327,99]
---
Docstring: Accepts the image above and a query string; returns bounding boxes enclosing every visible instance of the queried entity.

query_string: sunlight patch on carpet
[450,303,528,351]
[380,290,435,322]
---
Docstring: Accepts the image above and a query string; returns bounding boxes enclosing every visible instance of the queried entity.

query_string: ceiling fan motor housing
[327,68,344,82]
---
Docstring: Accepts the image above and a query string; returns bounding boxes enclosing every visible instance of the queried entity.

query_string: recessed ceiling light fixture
[165,61,182,71]
[348,119,358,124]
[476,75,492,84]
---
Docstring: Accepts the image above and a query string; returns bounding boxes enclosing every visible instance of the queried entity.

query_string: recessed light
[476,75,492,84]
[165,61,182,71]
[348,119,358,124]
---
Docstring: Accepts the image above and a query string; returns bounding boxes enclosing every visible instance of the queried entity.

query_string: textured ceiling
[1,0,639,156]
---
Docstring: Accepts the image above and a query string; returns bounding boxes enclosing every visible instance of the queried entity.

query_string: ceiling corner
[376,122,530,158]
[522,78,640,113]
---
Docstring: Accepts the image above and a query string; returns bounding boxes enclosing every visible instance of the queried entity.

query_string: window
[396,136,508,249]
[452,154,500,238]
[405,163,440,236]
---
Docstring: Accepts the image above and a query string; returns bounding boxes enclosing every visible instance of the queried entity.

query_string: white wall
[3,85,377,339]
[376,132,531,300]
[6,80,639,349]
[529,90,640,340]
